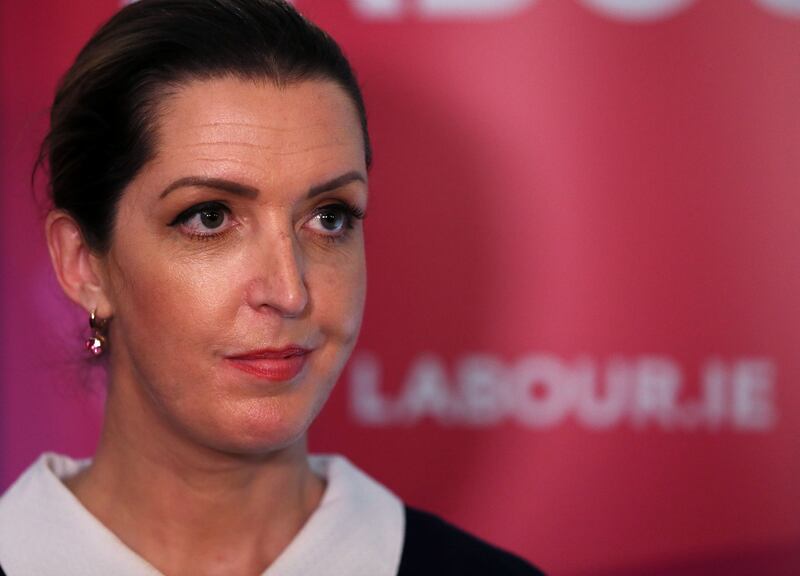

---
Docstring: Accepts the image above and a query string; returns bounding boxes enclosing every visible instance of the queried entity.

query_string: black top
[398,506,546,575]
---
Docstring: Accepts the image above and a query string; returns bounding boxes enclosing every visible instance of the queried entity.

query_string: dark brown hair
[37,0,370,252]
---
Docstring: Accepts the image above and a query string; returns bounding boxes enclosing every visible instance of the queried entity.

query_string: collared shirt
[0,453,405,576]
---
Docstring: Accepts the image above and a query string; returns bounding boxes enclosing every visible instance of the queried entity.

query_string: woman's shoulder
[398,506,546,576]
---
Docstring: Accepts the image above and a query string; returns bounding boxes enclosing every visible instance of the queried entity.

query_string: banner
[2,1,799,574]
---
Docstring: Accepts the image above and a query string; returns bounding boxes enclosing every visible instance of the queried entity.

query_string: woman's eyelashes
[306,202,365,242]
[169,201,236,240]
[168,200,365,242]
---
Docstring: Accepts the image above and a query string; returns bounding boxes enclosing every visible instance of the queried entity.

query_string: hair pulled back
[38,0,370,253]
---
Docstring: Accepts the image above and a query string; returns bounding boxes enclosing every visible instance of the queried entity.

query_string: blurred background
[2,1,799,574]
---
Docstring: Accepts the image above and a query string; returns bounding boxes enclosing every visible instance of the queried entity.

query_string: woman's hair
[37,0,370,253]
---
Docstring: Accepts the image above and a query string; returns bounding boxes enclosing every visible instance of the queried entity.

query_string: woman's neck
[64,388,325,576]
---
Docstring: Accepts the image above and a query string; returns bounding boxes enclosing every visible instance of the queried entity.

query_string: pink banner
[2,1,799,574]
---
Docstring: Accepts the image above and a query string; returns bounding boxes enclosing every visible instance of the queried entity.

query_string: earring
[85,309,108,356]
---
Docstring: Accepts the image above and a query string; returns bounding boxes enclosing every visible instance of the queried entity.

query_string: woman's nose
[246,229,309,318]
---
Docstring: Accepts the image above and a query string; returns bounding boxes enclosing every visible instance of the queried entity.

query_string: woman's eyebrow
[307,171,366,198]
[159,171,366,200]
[159,176,258,199]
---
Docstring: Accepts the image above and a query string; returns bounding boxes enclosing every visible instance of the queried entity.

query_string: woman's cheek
[314,255,366,342]
[166,245,246,308]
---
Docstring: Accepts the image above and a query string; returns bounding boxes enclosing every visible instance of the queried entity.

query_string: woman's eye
[307,203,365,238]
[170,202,234,238]
[318,207,347,232]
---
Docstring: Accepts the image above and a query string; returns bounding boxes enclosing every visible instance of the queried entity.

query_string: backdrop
[2,1,799,574]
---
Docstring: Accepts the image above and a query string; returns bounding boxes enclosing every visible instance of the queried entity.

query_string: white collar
[0,453,404,576]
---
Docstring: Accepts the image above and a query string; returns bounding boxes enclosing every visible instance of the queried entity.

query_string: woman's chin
[195,406,314,457]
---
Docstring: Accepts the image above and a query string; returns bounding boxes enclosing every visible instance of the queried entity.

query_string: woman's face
[96,77,367,455]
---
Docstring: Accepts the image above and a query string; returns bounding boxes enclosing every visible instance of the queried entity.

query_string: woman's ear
[45,210,113,318]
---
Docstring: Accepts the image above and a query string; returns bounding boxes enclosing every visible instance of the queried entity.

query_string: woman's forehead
[156,77,362,151]
[141,77,367,194]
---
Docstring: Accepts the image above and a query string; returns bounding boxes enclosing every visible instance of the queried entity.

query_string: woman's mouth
[225,347,311,381]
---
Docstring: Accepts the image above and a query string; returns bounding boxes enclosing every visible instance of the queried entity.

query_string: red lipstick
[225,346,310,382]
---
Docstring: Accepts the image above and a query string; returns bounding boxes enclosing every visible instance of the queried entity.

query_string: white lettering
[350,0,405,18]
[731,359,776,430]
[417,0,534,18]
[397,354,453,424]
[347,352,779,432]
[632,357,682,429]
[755,0,800,17]
[575,358,628,429]
[121,0,800,20]
[700,359,727,430]
[349,352,393,425]
[455,355,508,425]
[579,0,694,21]
[513,355,575,428]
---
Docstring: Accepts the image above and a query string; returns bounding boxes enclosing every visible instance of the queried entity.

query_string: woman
[0,1,545,574]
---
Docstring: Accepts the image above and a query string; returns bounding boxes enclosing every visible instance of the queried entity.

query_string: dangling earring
[85,309,108,356]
